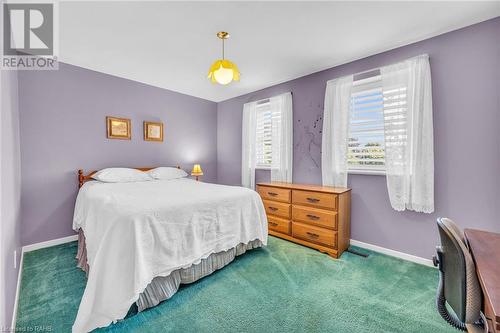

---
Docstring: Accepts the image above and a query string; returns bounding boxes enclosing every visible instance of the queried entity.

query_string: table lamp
[191,164,203,181]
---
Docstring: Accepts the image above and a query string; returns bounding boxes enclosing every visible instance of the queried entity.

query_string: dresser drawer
[292,205,337,230]
[263,200,291,219]
[267,216,291,235]
[292,190,337,210]
[257,186,291,203]
[292,222,337,248]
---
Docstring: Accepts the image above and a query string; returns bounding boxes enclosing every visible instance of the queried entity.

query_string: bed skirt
[76,229,263,312]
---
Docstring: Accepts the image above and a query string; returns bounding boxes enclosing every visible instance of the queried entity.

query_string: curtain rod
[352,53,429,78]
[354,67,380,77]
[255,91,293,105]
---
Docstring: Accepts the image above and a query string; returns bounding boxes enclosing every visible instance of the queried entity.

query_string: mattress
[72,178,267,332]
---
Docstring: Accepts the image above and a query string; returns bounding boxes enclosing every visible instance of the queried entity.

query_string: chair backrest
[436,218,482,324]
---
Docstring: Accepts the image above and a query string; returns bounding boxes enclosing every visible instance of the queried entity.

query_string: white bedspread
[72,178,268,333]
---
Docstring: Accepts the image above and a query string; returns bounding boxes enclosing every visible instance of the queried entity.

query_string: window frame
[348,75,386,176]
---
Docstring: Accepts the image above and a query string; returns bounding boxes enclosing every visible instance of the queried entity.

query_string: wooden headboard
[78,166,181,188]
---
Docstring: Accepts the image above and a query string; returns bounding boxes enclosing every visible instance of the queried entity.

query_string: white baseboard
[22,234,78,253]
[12,234,78,328]
[350,239,434,267]
[11,250,24,330]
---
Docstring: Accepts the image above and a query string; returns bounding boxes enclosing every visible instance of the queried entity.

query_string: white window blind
[255,101,280,168]
[348,76,385,172]
[347,75,409,173]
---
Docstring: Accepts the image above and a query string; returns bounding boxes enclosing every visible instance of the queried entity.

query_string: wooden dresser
[257,182,351,258]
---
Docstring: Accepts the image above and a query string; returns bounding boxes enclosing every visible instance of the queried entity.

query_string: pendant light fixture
[207,31,240,85]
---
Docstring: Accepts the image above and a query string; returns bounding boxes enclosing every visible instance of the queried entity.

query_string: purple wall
[1,69,22,327]
[18,63,217,246]
[217,18,500,259]
[14,18,500,260]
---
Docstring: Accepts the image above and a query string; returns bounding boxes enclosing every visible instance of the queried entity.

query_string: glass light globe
[213,64,234,85]
[208,59,240,85]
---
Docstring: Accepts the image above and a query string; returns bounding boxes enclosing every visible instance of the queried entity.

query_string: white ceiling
[59,1,500,102]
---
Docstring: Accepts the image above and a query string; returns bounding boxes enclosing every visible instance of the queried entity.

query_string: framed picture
[144,121,164,142]
[106,116,131,140]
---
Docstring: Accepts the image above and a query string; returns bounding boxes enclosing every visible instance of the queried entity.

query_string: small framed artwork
[144,121,164,142]
[106,116,131,140]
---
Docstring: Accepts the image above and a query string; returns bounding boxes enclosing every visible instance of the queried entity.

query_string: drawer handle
[306,214,320,220]
[269,222,278,226]
[306,232,320,238]
[267,192,278,197]
[268,207,278,211]
[306,197,320,203]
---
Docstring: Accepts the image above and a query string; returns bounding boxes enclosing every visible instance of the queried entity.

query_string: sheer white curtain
[241,101,258,189]
[270,92,293,183]
[321,75,354,187]
[381,54,434,212]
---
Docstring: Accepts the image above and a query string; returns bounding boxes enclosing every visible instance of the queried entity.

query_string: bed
[72,167,268,333]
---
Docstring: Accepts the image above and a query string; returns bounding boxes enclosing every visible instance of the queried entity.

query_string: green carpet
[16,236,456,333]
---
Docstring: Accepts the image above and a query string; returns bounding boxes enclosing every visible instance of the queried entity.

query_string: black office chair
[434,218,487,332]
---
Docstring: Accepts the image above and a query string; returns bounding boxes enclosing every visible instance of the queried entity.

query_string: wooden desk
[465,229,500,333]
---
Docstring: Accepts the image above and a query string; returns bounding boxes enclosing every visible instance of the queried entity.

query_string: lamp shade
[191,164,203,176]
[208,60,240,85]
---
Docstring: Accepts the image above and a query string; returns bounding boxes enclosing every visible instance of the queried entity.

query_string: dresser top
[257,182,351,194]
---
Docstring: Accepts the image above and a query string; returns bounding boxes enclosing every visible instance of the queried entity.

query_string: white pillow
[92,168,153,183]
[147,167,188,180]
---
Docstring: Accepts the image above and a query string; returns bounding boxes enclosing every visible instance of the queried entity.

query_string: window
[348,75,409,174]
[242,92,292,188]
[255,101,280,168]
[348,76,385,173]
